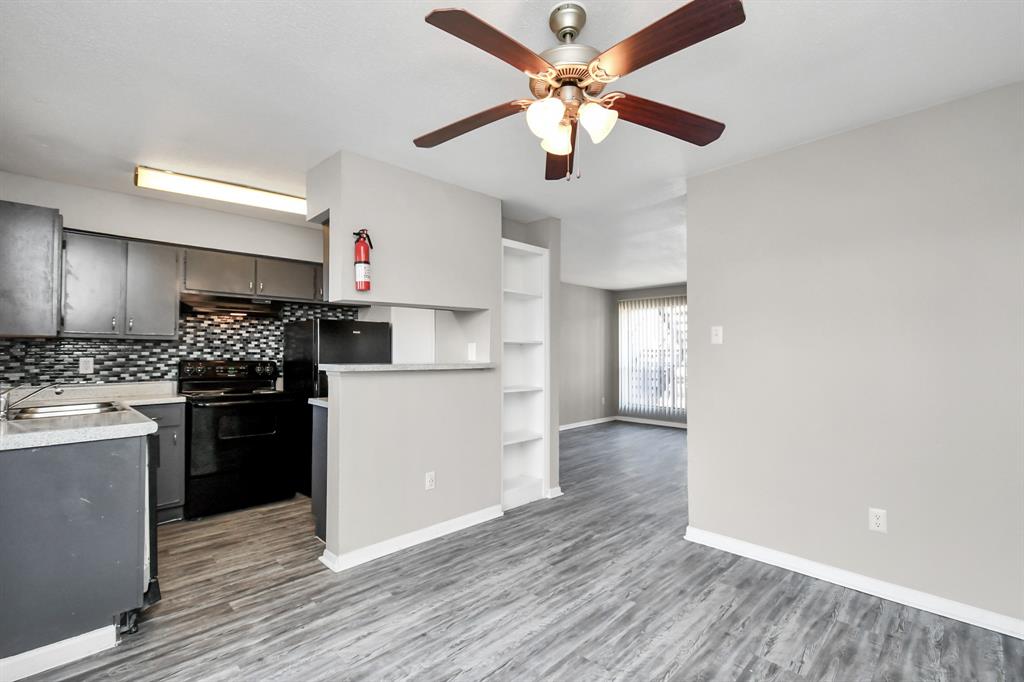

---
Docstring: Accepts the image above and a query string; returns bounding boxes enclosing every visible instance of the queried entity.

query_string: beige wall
[559,282,617,425]
[326,369,500,556]
[0,171,322,261]
[502,216,561,487]
[687,84,1024,619]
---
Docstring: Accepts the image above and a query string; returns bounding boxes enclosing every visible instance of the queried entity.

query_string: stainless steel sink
[11,402,123,420]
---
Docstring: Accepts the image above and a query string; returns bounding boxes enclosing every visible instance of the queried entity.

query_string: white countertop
[308,398,328,408]
[0,382,179,451]
[320,362,496,373]
[0,403,158,451]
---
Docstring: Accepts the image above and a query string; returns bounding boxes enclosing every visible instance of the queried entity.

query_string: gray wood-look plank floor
[35,423,1022,681]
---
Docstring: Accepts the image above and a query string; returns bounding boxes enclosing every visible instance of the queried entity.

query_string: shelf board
[503,385,543,394]
[502,430,543,446]
[503,288,542,300]
[503,339,543,345]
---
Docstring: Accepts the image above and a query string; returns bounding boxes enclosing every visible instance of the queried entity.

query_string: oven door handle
[191,399,286,408]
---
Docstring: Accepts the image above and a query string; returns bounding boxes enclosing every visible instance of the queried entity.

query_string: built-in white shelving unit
[500,238,551,510]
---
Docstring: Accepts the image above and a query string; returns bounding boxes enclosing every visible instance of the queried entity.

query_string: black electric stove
[178,360,298,518]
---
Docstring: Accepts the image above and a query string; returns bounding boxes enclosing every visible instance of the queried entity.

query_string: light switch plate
[711,326,724,345]
[78,357,95,374]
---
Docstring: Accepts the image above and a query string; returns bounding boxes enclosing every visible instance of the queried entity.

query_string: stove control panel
[179,360,278,380]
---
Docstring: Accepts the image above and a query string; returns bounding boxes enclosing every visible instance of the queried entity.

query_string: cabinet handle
[249,281,254,291]
[111,316,117,331]
[172,432,177,445]
[319,287,324,298]
[259,281,264,293]
[128,318,134,331]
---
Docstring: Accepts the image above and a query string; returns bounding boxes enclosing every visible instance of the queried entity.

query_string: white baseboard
[544,486,563,499]
[684,526,1024,640]
[0,625,117,682]
[616,416,687,429]
[559,416,687,431]
[320,505,503,573]
[559,417,615,431]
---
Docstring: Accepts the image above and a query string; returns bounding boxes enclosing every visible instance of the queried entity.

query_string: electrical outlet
[78,357,94,374]
[868,507,887,533]
[711,326,724,345]
[425,471,436,491]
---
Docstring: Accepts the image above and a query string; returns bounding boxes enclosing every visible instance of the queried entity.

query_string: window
[618,295,687,420]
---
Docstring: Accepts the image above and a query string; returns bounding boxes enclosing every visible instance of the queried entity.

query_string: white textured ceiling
[1,1,1022,289]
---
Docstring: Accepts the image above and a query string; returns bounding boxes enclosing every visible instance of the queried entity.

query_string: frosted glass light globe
[526,98,566,140]
[578,102,619,144]
[540,123,573,156]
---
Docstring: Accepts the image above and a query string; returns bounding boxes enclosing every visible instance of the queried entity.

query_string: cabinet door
[313,264,325,301]
[156,425,185,510]
[256,257,316,300]
[0,201,62,337]
[125,242,179,338]
[183,249,255,295]
[62,232,126,336]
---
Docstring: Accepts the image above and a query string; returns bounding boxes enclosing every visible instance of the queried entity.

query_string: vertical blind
[618,295,687,420]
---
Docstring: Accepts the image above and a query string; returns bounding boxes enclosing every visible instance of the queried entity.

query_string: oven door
[185,397,297,518]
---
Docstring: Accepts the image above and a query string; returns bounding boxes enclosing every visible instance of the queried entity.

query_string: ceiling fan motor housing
[531,3,604,98]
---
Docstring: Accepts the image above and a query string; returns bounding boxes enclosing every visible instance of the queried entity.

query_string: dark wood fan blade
[592,0,745,79]
[544,122,578,180]
[414,101,525,148]
[426,9,553,74]
[610,93,725,146]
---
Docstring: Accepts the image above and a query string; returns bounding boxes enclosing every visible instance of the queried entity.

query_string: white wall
[309,152,501,313]
[0,171,322,261]
[559,283,617,426]
[687,83,1024,621]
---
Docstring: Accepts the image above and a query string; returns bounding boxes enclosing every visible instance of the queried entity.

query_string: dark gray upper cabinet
[183,249,256,295]
[126,242,179,337]
[256,257,316,300]
[63,232,179,339]
[0,201,62,337]
[62,232,127,336]
[313,264,325,301]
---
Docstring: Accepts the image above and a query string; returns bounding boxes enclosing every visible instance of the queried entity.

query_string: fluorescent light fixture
[134,166,307,215]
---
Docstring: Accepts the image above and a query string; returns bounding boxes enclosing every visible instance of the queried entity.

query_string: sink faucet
[0,383,64,421]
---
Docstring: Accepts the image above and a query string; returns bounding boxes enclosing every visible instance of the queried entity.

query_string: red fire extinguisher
[353,229,372,291]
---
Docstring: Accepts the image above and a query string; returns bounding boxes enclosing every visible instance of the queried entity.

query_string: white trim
[544,486,563,499]
[559,417,615,431]
[0,625,117,682]
[616,416,687,429]
[559,417,687,431]
[320,505,503,573]
[684,526,1024,640]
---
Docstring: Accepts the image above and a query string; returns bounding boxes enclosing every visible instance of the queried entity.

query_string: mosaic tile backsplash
[0,302,359,385]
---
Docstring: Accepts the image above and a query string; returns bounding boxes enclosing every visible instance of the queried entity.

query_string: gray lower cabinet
[62,232,127,336]
[0,436,145,658]
[125,242,179,337]
[256,257,316,300]
[62,232,179,339]
[135,404,186,523]
[0,200,62,337]
[183,249,256,296]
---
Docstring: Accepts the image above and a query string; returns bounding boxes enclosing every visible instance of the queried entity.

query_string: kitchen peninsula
[306,151,505,571]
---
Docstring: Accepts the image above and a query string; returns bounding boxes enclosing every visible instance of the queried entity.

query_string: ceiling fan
[413,0,745,180]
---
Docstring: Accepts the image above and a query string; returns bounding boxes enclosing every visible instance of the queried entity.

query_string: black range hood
[180,293,282,317]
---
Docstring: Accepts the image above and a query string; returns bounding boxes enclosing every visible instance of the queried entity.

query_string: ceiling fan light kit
[414,0,746,179]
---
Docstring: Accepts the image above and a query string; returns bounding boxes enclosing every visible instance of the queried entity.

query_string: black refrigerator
[283,319,392,495]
